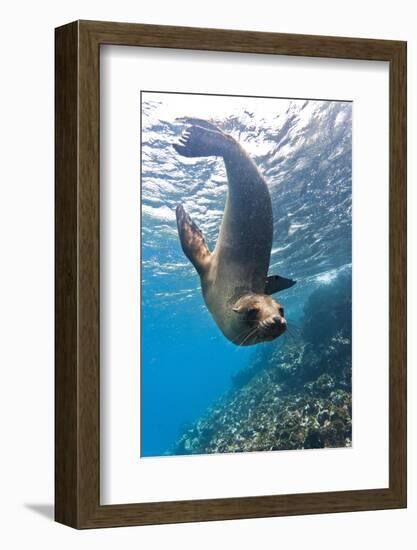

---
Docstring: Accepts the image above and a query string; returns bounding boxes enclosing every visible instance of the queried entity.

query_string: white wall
[0,0,415,547]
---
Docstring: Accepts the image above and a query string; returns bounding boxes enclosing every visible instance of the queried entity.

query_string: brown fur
[175,118,288,346]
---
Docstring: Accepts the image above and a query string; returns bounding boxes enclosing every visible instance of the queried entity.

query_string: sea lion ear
[265,275,296,295]
[232,298,250,314]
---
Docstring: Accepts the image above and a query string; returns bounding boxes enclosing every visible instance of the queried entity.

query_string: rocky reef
[173,272,352,455]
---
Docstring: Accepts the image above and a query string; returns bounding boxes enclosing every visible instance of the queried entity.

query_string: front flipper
[176,204,211,275]
[265,275,296,294]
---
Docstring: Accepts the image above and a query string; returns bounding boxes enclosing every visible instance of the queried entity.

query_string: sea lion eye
[279,307,285,317]
[246,307,259,319]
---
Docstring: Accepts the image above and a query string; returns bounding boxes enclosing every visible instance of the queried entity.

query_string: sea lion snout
[264,315,287,337]
[272,315,287,328]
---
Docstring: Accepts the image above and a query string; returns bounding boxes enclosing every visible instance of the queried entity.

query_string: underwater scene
[141,91,352,457]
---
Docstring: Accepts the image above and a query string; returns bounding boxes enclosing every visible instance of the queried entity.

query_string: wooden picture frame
[55,20,407,529]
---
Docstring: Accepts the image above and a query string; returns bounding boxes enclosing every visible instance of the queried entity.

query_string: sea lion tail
[173,118,234,158]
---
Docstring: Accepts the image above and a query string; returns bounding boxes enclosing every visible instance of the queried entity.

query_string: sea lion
[173,117,295,346]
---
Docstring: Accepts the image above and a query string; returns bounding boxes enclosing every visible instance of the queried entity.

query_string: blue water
[141,93,352,457]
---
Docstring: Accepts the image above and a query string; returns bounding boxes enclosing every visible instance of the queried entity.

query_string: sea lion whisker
[283,330,296,343]
[233,326,255,348]
[233,329,251,349]
[238,327,259,347]
[284,321,300,334]
[285,329,295,340]
[286,326,298,337]
[240,330,257,347]
[286,320,301,331]
[286,327,301,342]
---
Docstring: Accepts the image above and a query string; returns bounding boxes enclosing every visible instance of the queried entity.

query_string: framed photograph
[55,20,406,528]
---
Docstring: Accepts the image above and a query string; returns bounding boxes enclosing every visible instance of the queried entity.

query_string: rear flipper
[176,117,222,132]
[173,118,235,158]
[176,204,211,275]
[265,275,296,294]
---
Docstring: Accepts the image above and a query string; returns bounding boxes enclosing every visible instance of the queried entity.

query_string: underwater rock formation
[173,272,352,455]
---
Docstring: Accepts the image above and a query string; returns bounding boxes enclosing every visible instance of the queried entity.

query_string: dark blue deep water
[141,93,352,457]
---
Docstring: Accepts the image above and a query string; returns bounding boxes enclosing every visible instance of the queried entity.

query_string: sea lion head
[231,293,287,346]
